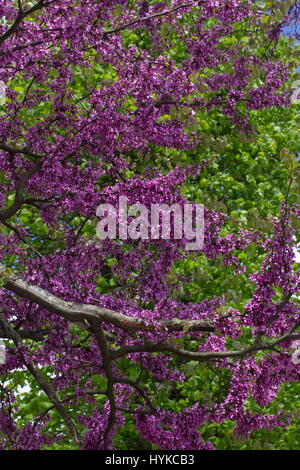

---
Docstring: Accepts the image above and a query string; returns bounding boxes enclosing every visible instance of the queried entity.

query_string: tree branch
[0,265,215,333]
[111,323,300,361]
[0,1,57,45]
[104,2,199,37]
[0,143,43,160]
[0,160,42,223]
[116,377,155,412]
[0,312,81,446]
[89,319,116,450]
[0,326,55,341]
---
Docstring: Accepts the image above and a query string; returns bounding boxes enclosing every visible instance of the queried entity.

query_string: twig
[104,2,200,37]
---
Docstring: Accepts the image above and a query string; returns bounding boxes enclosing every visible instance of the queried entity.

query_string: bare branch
[0,326,55,341]
[111,323,300,362]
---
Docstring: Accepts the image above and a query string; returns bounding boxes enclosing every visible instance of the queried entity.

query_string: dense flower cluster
[0,0,299,450]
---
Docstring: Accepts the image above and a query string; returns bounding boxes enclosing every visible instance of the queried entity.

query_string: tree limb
[111,323,300,361]
[0,1,57,45]
[89,319,116,450]
[0,312,81,446]
[0,265,215,333]
[0,327,55,341]
[104,2,199,37]
[0,160,42,223]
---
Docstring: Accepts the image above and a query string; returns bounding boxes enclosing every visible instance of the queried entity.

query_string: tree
[0,0,299,450]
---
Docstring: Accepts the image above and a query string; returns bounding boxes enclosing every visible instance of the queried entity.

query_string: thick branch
[0,265,214,333]
[0,160,42,223]
[1,267,298,363]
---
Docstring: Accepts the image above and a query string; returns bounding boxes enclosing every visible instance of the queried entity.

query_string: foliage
[0,0,299,450]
